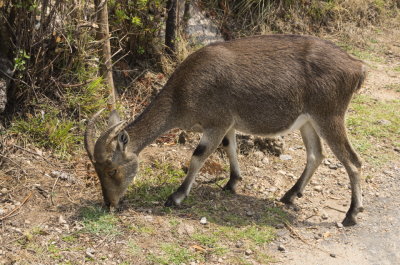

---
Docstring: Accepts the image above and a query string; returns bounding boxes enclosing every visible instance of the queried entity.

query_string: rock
[1,188,8,194]
[177,223,195,235]
[324,159,331,165]
[336,222,344,228]
[235,241,243,248]
[279,154,292,161]
[329,164,338,170]
[246,210,255,217]
[262,157,269,165]
[278,244,286,252]
[245,249,253,255]
[314,186,323,192]
[0,208,5,215]
[59,215,67,224]
[321,213,329,220]
[277,170,286,175]
[254,151,264,158]
[330,253,336,258]
[200,217,207,225]
[275,223,285,229]
[86,248,95,259]
[377,119,391,125]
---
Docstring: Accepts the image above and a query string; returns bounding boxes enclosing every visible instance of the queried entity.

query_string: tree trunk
[0,20,13,114]
[165,0,177,55]
[94,0,116,110]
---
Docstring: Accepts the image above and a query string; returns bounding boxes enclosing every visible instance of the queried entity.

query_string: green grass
[79,206,120,236]
[347,94,400,165]
[147,243,203,265]
[126,162,186,206]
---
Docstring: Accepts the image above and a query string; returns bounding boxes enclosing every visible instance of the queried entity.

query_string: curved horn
[84,109,105,163]
[94,120,127,163]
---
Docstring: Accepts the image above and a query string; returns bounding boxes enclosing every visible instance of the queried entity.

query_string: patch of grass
[126,162,186,206]
[217,225,275,245]
[147,243,203,265]
[192,233,228,256]
[384,83,400,92]
[129,223,156,235]
[347,95,400,165]
[9,108,80,157]
[79,206,120,236]
[62,235,78,243]
[393,65,400,72]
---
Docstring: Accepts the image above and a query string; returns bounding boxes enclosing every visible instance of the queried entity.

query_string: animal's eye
[108,169,117,177]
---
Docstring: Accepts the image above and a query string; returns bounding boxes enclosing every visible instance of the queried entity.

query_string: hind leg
[221,128,242,193]
[281,122,324,204]
[318,117,363,226]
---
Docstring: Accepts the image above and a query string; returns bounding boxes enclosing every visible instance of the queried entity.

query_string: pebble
[279,154,292,161]
[278,244,286,252]
[59,215,67,224]
[0,208,5,215]
[321,213,329,220]
[85,248,95,259]
[275,223,285,229]
[246,210,255,217]
[277,170,286,175]
[329,164,338,169]
[336,222,344,228]
[262,157,269,164]
[200,217,207,225]
[314,186,323,192]
[1,188,7,194]
[245,249,253,255]
[235,241,243,248]
[330,253,336,258]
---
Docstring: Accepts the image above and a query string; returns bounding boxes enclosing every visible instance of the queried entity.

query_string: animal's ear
[108,110,121,127]
[117,130,130,152]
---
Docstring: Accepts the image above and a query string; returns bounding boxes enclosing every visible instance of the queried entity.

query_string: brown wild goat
[85,34,366,226]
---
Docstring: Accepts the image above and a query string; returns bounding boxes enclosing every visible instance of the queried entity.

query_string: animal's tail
[354,64,367,92]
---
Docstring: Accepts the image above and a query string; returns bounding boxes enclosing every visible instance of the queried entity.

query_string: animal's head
[84,110,138,210]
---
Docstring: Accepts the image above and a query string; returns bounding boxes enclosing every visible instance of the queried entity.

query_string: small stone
[200,217,207,225]
[279,154,292,161]
[254,151,264,158]
[235,241,243,248]
[218,258,223,263]
[287,173,296,179]
[245,249,253,255]
[262,157,269,164]
[330,253,336,258]
[377,119,391,125]
[324,159,331,165]
[86,248,95,259]
[336,222,344,228]
[321,213,329,220]
[1,188,8,194]
[277,170,286,175]
[0,208,5,215]
[278,244,286,252]
[24,220,31,224]
[329,164,338,170]
[275,223,285,229]
[246,210,255,217]
[59,215,67,224]
[313,186,323,192]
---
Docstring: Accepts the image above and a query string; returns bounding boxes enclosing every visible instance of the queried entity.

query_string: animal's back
[164,35,365,134]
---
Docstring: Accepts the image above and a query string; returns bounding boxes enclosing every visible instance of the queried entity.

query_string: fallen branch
[324,205,347,213]
[0,191,34,221]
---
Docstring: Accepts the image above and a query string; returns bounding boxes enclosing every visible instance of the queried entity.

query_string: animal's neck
[125,90,175,154]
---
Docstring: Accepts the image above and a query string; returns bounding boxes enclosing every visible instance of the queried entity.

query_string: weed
[347,95,400,164]
[126,162,186,206]
[147,243,203,265]
[79,206,120,236]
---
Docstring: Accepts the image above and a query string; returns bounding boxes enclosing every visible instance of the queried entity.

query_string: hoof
[164,191,185,207]
[280,193,295,205]
[222,182,237,194]
[342,215,357,226]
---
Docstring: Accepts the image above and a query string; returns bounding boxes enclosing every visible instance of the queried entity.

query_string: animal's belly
[234,113,311,137]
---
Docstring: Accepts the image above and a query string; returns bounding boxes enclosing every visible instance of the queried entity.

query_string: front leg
[165,128,228,207]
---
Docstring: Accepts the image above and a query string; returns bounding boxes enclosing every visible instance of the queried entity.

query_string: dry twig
[0,191,34,221]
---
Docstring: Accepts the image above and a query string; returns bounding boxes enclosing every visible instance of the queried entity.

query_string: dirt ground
[0,28,399,265]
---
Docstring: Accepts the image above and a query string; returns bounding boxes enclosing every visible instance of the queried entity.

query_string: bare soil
[0,28,399,265]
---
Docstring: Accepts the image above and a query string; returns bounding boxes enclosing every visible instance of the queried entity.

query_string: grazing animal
[85,34,366,226]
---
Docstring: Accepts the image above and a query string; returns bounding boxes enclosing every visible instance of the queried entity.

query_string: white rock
[200,217,207,225]
[279,154,292,161]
